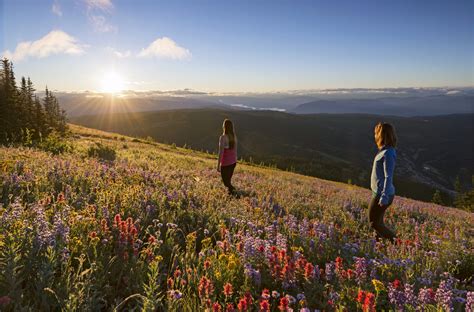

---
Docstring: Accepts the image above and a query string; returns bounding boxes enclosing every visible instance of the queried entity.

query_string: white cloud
[2,30,86,62]
[446,90,461,95]
[85,0,113,11]
[89,15,117,33]
[107,47,131,58]
[138,37,191,60]
[52,1,62,16]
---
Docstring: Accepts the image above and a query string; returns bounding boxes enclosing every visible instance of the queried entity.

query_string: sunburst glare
[100,71,125,94]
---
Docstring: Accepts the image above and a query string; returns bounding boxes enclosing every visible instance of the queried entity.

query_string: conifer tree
[0,58,68,144]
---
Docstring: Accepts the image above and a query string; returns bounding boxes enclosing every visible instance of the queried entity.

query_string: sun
[100,71,125,94]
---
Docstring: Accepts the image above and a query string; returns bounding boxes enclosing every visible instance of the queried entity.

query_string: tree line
[0,58,67,144]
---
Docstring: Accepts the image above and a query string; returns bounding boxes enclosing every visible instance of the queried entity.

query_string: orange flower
[223,282,233,297]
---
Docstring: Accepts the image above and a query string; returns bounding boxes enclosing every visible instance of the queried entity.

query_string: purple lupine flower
[404,283,417,306]
[101,206,110,220]
[388,280,406,310]
[168,290,183,300]
[466,291,474,312]
[314,264,321,280]
[325,262,335,282]
[435,280,453,312]
[32,203,55,248]
[354,257,368,284]
[244,263,261,286]
[61,247,70,261]
[418,287,436,305]
[329,291,340,304]
[53,205,70,244]
[0,200,23,226]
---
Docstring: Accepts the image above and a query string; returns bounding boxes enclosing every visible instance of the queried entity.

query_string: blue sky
[1,0,473,92]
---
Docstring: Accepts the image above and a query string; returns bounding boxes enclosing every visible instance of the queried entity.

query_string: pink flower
[0,296,11,306]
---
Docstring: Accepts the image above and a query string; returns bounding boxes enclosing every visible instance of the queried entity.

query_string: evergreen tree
[0,58,68,145]
[33,95,46,140]
[0,59,20,142]
[454,176,463,207]
[43,87,55,132]
[432,190,444,205]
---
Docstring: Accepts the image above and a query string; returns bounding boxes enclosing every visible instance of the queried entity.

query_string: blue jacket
[370,146,396,206]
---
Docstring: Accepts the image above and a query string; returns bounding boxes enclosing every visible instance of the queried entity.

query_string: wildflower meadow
[0,125,473,311]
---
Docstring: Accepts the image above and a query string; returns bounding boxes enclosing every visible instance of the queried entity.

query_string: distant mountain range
[290,95,474,116]
[70,109,474,204]
[56,93,222,116]
[56,87,474,117]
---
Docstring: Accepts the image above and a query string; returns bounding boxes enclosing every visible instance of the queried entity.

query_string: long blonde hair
[222,119,236,149]
[374,122,397,149]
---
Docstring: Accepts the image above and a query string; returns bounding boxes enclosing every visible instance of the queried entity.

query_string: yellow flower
[215,271,221,279]
[290,246,303,253]
[227,261,237,270]
[201,237,212,248]
[372,279,385,292]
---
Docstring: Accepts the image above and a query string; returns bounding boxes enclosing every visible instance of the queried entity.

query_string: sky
[1,0,473,93]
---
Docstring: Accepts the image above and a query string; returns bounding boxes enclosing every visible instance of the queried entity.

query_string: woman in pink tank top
[217,119,237,194]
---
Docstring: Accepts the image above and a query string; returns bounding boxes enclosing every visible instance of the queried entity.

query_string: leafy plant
[87,142,116,161]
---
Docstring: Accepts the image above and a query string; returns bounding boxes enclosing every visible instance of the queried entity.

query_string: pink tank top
[221,147,237,166]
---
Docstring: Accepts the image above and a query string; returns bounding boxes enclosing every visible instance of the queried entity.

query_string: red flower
[279,250,286,261]
[339,269,348,279]
[304,262,314,279]
[335,256,343,271]
[237,298,248,311]
[204,259,211,270]
[226,303,235,312]
[89,231,97,239]
[223,283,233,297]
[148,235,156,244]
[114,214,121,227]
[392,279,402,290]
[130,226,138,236]
[244,292,253,306]
[278,296,289,311]
[357,290,366,303]
[259,299,270,312]
[213,302,222,312]
[363,292,376,312]
[174,269,182,278]
[198,276,213,298]
[347,269,354,279]
[167,277,174,289]
[261,288,270,300]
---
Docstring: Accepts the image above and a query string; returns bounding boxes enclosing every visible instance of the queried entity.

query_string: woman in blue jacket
[369,122,398,241]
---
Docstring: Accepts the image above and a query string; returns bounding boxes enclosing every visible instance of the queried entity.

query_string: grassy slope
[0,124,473,310]
[70,110,474,204]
